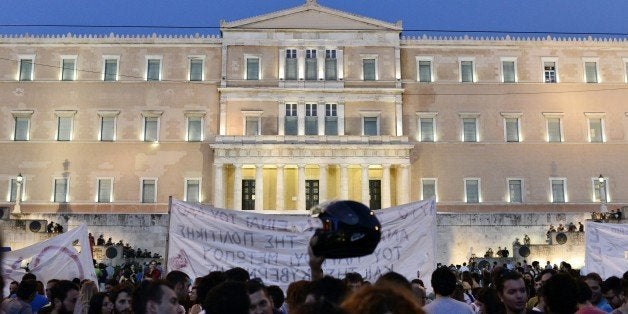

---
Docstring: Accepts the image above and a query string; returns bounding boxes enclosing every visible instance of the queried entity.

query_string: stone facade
[1,1,627,219]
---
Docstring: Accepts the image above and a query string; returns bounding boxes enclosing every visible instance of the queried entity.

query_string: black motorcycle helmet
[309,200,382,259]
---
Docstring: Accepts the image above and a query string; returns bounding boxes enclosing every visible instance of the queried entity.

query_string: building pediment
[221,0,401,32]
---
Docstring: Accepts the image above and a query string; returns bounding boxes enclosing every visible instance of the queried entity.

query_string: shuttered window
[57,116,72,141]
[465,179,479,203]
[461,61,474,82]
[363,59,376,81]
[585,62,598,83]
[186,179,200,203]
[98,179,112,203]
[502,61,515,82]
[189,58,203,81]
[325,50,337,80]
[305,50,317,81]
[54,178,68,203]
[285,49,297,80]
[246,58,259,80]
[142,180,156,203]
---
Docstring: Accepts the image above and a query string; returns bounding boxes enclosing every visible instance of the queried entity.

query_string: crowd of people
[2,251,628,314]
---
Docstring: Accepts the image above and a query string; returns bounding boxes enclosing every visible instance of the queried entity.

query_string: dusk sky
[0,0,627,37]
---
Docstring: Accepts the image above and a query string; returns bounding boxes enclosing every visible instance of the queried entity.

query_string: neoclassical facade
[1,0,627,215]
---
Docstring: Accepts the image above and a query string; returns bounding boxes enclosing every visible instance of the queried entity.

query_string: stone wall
[0,211,594,267]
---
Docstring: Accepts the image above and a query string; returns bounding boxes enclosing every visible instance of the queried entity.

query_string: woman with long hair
[74,280,98,314]
[87,292,114,314]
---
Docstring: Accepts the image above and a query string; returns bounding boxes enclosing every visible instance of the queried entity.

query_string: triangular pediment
[221,1,401,31]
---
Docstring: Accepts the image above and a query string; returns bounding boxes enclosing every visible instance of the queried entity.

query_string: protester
[110,287,132,314]
[132,279,179,314]
[164,271,191,311]
[2,279,36,314]
[46,280,79,314]
[585,273,614,312]
[247,280,276,314]
[203,281,249,314]
[423,266,474,314]
[495,270,529,314]
[340,284,425,314]
[542,273,579,314]
[87,292,114,314]
[75,280,98,314]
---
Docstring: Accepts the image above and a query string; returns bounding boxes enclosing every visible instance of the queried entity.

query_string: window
[189,57,204,81]
[464,179,480,203]
[141,179,156,203]
[285,49,297,80]
[550,178,566,203]
[186,179,200,203]
[363,58,376,81]
[305,49,317,80]
[305,104,318,135]
[325,104,338,135]
[243,111,262,135]
[361,112,380,136]
[18,56,34,81]
[501,58,516,83]
[417,58,433,83]
[55,111,76,141]
[8,177,24,203]
[12,111,33,141]
[54,178,69,203]
[97,178,112,203]
[508,179,523,203]
[417,113,437,142]
[502,114,521,142]
[146,57,161,81]
[584,61,598,83]
[625,59,628,83]
[98,111,119,141]
[61,57,76,81]
[284,104,298,135]
[544,61,557,83]
[144,117,159,142]
[246,57,260,80]
[186,115,203,142]
[325,50,337,80]
[587,115,604,143]
[103,57,118,81]
[544,114,563,142]
[421,179,436,200]
[593,177,608,203]
[460,60,474,83]
[142,111,163,142]
[460,114,479,142]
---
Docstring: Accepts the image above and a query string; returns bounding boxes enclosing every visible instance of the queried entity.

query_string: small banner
[167,199,436,290]
[2,224,97,293]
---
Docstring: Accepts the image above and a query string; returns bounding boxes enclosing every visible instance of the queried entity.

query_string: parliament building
[2,0,627,216]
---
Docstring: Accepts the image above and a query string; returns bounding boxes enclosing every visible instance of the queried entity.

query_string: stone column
[233,164,242,210]
[399,164,410,204]
[319,164,327,203]
[297,164,306,210]
[213,163,224,208]
[382,164,391,209]
[361,164,370,205]
[340,164,349,199]
[276,165,285,210]
[255,164,264,210]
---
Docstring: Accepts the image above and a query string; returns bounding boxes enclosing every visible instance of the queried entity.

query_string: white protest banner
[167,199,436,290]
[583,221,628,278]
[2,224,97,292]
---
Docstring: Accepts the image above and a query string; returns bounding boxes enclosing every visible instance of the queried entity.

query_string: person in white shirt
[423,266,474,314]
